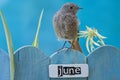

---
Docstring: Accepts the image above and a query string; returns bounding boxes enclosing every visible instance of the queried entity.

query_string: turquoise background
[0,0,120,55]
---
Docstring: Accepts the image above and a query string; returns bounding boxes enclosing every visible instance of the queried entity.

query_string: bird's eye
[70,6,73,9]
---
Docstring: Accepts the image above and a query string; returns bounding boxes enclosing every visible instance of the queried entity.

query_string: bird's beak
[78,7,83,9]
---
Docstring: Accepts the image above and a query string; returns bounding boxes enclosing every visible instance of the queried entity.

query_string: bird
[53,2,82,53]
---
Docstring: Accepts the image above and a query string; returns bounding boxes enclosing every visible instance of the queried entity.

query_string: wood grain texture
[87,46,120,80]
[50,48,87,80]
[0,49,10,80]
[1,45,120,80]
[14,46,49,80]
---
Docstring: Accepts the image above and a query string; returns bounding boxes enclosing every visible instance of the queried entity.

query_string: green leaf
[0,10,14,80]
[32,9,44,47]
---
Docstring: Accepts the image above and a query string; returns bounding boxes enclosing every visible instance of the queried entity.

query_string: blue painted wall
[0,0,120,55]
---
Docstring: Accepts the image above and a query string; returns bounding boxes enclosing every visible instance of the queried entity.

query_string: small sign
[49,64,89,78]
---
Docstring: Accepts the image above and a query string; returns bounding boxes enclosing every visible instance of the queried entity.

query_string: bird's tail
[70,38,82,53]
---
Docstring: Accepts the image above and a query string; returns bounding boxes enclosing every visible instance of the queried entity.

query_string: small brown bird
[53,2,82,52]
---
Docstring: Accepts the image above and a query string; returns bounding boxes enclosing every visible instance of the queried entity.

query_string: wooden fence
[0,45,120,80]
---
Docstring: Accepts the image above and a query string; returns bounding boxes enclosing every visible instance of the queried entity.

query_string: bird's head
[61,3,82,15]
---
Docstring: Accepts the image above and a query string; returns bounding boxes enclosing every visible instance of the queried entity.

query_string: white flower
[78,26,106,53]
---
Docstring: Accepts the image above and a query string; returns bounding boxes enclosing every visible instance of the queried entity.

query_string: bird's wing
[62,14,79,31]
[63,14,82,52]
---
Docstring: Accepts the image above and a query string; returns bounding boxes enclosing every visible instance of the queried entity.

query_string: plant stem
[0,10,15,80]
[32,9,44,47]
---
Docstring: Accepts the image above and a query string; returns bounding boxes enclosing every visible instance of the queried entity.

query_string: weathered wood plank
[0,49,10,80]
[50,48,87,80]
[88,46,120,80]
[14,46,49,80]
